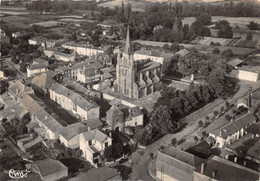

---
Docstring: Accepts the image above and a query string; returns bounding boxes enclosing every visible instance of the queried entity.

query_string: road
[0,125,30,160]
[127,80,260,180]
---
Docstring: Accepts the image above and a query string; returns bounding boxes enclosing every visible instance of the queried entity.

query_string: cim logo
[4,169,31,179]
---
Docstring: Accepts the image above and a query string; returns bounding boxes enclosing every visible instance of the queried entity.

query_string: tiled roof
[136,60,160,73]
[211,112,256,138]
[106,104,124,115]
[62,42,104,51]
[50,83,98,110]
[8,80,34,98]
[228,58,244,67]
[82,129,110,143]
[33,58,48,65]
[175,49,190,57]
[31,71,57,89]
[135,49,174,59]
[195,156,259,181]
[158,146,204,169]
[28,63,48,70]
[68,167,121,181]
[57,59,102,72]
[21,137,42,151]
[32,159,67,177]
[59,119,102,141]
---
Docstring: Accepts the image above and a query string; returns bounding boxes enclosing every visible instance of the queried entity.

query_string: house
[0,29,10,44]
[79,129,112,166]
[175,49,190,57]
[59,119,103,149]
[25,159,68,181]
[209,112,256,148]
[62,42,105,56]
[228,58,244,69]
[93,53,112,67]
[21,93,63,140]
[156,146,204,181]
[236,66,260,82]
[17,135,33,147]
[20,137,42,153]
[68,167,121,181]
[28,36,46,46]
[56,58,103,81]
[44,48,76,62]
[115,26,162,99]
[193,156,259,181]
[77,67,102,84]
[134,49,174,64]
[27,59,49,77]
[49,83,100,120]
[8,80,34,101]
[106,102,144,132]
[31,71,62,96]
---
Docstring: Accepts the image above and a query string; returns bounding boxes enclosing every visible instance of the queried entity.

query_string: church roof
[124,26,131,55]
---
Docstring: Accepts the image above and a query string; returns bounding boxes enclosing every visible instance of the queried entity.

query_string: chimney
[219,131,222,137]
[243,161,246,166]
[225,154,229,160]
[234,157,237,163]
[248,92,252,108]
[201,163,205,174]
[87,127,91,131]
[212,171,216,178]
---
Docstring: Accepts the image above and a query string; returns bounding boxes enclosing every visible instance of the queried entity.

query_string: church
[115,26,162,99]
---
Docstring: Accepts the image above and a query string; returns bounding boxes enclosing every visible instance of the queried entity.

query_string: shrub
[212,47,220,54]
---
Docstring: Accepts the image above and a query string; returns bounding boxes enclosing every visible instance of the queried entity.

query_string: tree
[221,49,234,58]
[202,131,207,138]
[194,136,198,142]
[198,120,203,127]
[171,138,177,146]
[248,21,259,30]
[214,111,219,117]
[197,13,212,26]
[212,47,220,54]
[150,105,176,134]
[246,33,253,41]
[217,20,233,38]
[225,114,231,121]
[149,152,154,160]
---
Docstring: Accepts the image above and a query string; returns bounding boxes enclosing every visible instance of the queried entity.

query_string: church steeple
[124,25,131,55]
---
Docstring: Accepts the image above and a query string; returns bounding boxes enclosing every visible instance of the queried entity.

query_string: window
[105,142,109,148]
[135,122,137,126]
[89,140,92,146]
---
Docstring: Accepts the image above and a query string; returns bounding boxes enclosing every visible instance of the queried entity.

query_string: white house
[77,67,102,84]
[27,59,49,77]
[44,48,76,62]
[209,112,256,148]
[59,119,103,149]
[236,66,260,82]
[49,83,100,120]
[79,129,112,166]
[28,36,46,46]
[134,49,174,64]
[62,42,104,57]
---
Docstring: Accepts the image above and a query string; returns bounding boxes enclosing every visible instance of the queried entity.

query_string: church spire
[124,25,131,55]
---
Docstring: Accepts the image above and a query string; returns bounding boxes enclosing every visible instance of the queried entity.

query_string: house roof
[31,71,57,89]
[136,60,161,73]
[28,63,49,70]
[50,83,98,110]
[21,94,63,133]
[32,159,67,177]
[157,146,204,169]
[175,49,190,57]
[106,104,124,116]
[211,112,256,138]
[62,42,104,51]
[21,137,42,151]
[33,58,49,65]
[135,49,174,59]
[57,59,103,72]
[228,58,244,67]
[100,67,115,80]
[8,80,33,98]
[68,167,121,181]
[81,129,110,143]
[59,119,103,141]
[195,156,259,181]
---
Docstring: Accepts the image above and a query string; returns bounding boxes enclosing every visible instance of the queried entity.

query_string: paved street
[127,80,260,180]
